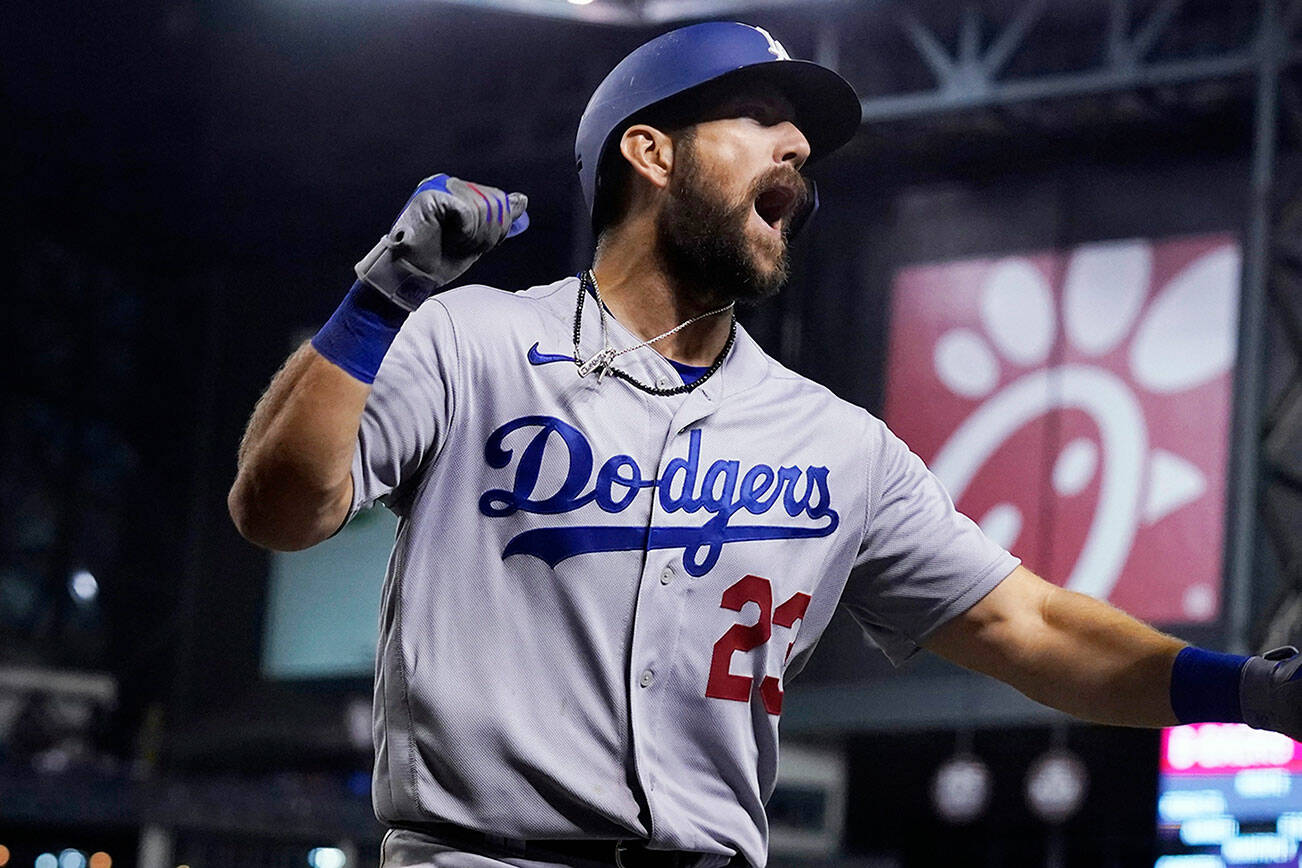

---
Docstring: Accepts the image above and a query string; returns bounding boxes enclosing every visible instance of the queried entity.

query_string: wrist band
[1170,645,1250,724]
[311,280,410,384]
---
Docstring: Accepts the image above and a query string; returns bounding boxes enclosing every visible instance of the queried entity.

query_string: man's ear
[618,124,676,191]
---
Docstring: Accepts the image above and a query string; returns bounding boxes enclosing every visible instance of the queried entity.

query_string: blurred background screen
[262,507,396,680]
[1158,725,1302,867]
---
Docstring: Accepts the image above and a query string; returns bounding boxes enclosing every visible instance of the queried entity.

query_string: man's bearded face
[654,133,807,306]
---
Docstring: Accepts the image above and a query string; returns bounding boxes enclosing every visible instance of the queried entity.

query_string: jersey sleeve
[843,415,1019,665]
[348,297,459,520]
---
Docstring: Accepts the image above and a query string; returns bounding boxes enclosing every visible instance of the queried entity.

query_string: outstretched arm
[926,565,1302,738]
[924,565,1185,726]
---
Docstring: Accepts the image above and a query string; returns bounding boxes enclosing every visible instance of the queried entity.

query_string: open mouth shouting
[751,174,808,237]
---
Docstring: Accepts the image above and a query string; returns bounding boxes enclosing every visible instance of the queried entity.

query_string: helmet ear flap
[787,178,819,240]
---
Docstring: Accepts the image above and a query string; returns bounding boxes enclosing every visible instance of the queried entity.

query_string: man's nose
[775,121,811,170]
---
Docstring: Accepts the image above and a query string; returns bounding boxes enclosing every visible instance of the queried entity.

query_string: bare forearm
[928,567,1186,727]
[1015,585,1185,726]
[229,342,370,550]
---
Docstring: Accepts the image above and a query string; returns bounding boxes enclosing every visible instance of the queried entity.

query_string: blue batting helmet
[575,21,861,230]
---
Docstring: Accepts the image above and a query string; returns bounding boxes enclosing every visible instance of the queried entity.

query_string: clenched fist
[355,174,529,311]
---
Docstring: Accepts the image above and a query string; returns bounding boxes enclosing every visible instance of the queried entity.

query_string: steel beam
[898,8,960,86]
[1226,0,1285,654]
[1130,0,1185,62]
[861,52,1259,122]
[860,0,1300,123]
[982,0,1047,78]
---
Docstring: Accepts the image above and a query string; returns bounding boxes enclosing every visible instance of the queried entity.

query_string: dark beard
[654,142,797,307]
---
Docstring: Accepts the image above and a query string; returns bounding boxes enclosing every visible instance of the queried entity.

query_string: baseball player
[229,21,1302,868]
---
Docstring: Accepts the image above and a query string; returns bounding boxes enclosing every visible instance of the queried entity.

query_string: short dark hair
[590,75,792,240]
[591,108,694,241]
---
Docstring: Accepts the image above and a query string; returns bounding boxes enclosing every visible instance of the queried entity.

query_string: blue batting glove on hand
[355,174,529,311]
[1241,646,1302,739]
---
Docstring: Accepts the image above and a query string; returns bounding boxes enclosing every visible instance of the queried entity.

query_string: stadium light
[1025,749,1088,823]
[931,752,992,824]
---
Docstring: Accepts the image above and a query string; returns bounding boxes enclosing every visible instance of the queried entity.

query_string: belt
[390,822,722,867]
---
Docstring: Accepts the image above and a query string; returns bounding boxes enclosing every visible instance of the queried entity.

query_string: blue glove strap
[1170,646,1250,724]
[311,281,409,384]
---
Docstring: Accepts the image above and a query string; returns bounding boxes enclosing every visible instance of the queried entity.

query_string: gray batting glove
[1241,646,1302,739]
[355,174,529,311]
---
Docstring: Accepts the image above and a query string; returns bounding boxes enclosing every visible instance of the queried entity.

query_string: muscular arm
[227,174,525,552]
[228,343,369,551]
[924,565,1186,727]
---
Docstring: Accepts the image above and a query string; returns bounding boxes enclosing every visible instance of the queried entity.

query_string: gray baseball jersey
[351,275,1018,867]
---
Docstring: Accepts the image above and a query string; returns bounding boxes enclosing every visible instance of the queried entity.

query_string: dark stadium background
[5,1,1301,866]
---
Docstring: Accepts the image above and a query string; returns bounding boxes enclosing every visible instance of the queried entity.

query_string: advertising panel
[886,235,1240,623]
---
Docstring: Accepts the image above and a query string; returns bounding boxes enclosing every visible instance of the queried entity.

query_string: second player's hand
[1241,646,1302,740]
[355,174,529,311]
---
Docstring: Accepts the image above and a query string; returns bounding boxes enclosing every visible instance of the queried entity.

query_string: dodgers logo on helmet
[752,25,790,60]
[478,415,840,576]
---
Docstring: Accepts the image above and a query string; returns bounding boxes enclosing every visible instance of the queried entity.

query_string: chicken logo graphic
[886,234,1240,623]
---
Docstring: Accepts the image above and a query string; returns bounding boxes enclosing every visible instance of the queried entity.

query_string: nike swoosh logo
[527,342,575,366]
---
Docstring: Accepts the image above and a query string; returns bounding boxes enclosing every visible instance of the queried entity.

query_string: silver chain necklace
[571,270,736,396]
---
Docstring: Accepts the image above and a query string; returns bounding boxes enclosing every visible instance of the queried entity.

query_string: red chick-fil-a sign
[885,235,1239,624]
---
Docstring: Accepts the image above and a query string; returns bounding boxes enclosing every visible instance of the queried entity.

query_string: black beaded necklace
[571,270,736,397]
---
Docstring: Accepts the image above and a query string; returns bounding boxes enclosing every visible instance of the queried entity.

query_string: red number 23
[704,574,811,715]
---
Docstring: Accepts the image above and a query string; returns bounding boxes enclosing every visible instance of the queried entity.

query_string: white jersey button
[660,566,674,585]
[639,669,654,688]
[655,376,671,389]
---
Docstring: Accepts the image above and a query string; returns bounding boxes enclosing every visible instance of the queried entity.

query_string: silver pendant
[577,346,617,379]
